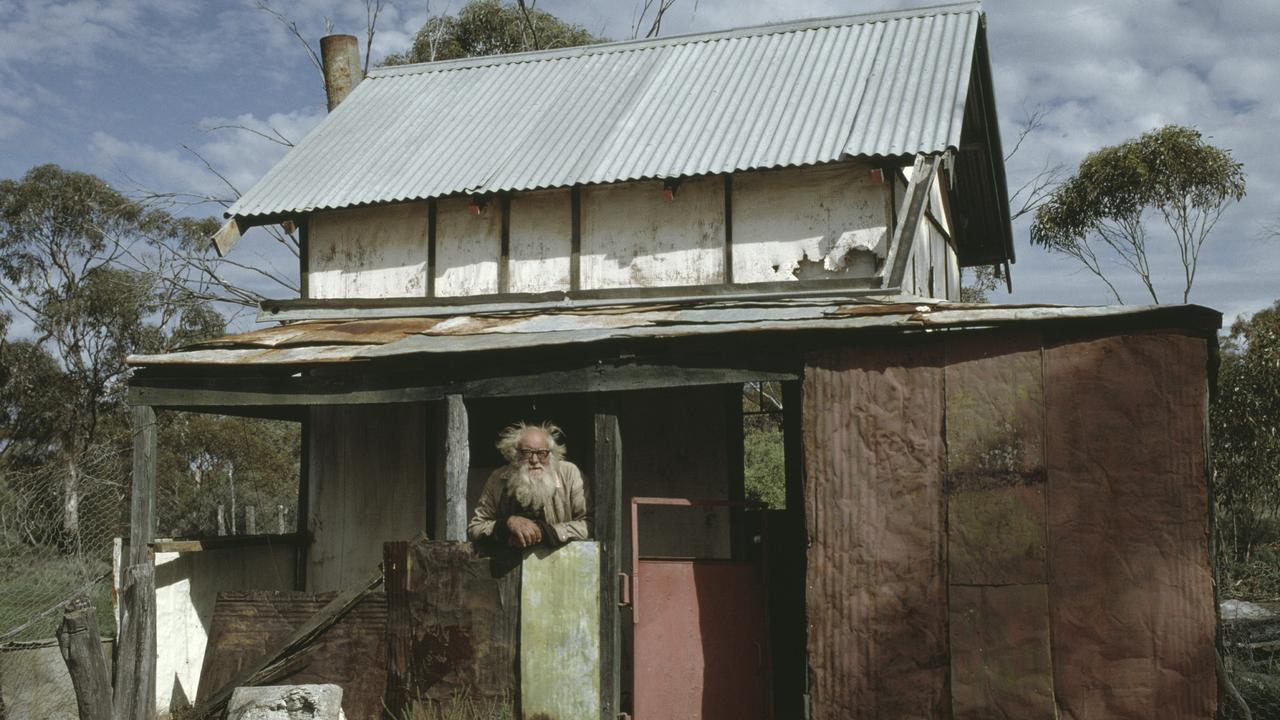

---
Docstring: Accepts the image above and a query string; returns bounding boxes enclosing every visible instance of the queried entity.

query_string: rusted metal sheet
[633,560,770,720]
[948,486,1046,585]
[1044,333,1215,720]
[194,590,387,720]
[944,330,1047,585]
[128,301,1221,368]
[803,341,947,719]
[949,584,1055,719]
[520,543,600,720]
[385,541,519,711]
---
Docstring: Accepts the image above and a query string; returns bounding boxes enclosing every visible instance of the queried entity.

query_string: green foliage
[1030,125,1245,303]
[744,421,785,509]
[156,413,300,537]
[1213,300,1280,566]
[382,0,602,65]
[958,265,1000,303]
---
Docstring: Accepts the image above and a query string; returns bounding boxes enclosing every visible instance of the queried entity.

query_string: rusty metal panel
[1044,333,1215,720]
[634,560,770,720]
[803,341,946,719]
[948,486,1046,585]
[949,584,1054,719]
[520,543,601,720]
[944,331,1047,585]
[195,590,388,720]
[394,541,520,708]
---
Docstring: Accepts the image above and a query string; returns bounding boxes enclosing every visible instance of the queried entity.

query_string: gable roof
[228,3,999,225]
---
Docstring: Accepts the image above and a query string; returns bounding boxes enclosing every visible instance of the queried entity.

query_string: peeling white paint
[510,190,572,293]
[581,177,725,289]
[732,163,888,283]
[308,203,428,299]
[435,197,501,297]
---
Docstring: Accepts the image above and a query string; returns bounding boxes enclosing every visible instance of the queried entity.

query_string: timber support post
[594,399,622,720]
[57,596,112,720]
[443,394,469,542]
[116,404,157,720]
[881,152,943,290]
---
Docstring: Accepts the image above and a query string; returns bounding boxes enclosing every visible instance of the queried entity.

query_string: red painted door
[631,498,771,720]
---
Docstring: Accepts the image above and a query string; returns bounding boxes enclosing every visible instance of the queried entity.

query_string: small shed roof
[127,300,1221,369]
[228,3,996,221]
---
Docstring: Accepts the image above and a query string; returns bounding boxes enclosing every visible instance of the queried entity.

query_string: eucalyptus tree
[1031,125,1245,304]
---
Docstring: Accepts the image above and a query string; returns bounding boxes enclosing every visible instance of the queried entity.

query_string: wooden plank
[499,193,511,294]
[148,533,305,554]
[56,598,112,720]
[521,543,601,720]
[297,414,311,591]
[129,405,156,567]
[723,174,734,284]
[882,153,942,289]
[427,199,437,297]
[383,542,412,715]
[195,590,388,720]
[570,186,581,290]
[113,563,156,720]
[129,363,799,409]
[444,394,469,542]
[593,402,622,720]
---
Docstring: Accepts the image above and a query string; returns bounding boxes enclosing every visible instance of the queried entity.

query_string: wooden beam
[129,406,156,567]
[570,187,582,290]
[113,563,156,720]
[129,363,799,409]
[427,199,437,297]
[443,394,469,542]
[210,218,243,257]
[723,174,734,284]
[499,193,511,294]
[882,153,943,290]
[593,400,622,720]
[148,533,305,554]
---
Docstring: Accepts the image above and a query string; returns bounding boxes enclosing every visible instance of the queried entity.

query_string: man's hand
[506,516,543,548]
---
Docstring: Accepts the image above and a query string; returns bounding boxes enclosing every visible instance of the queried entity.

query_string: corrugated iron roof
[228,3,984,219]
[126,300,1222,368]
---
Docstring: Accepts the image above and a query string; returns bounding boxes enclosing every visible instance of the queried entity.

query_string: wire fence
[0,441,126,719]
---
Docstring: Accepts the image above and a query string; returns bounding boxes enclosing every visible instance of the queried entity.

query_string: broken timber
[56,597,112,720]
[881,152,943,289]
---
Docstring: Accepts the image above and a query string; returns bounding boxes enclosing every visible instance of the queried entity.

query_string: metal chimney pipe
[320,34,362,111]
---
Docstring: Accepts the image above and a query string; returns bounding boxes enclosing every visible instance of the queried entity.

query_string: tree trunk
[63,455,81,552]
[56,596,112,720]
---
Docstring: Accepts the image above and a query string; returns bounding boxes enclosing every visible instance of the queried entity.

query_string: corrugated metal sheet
[228,3,982,219]
[125,301,1222,367]
[803,341,947,717]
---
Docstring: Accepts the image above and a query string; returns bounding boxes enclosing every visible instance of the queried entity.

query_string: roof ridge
[369,2,982,78]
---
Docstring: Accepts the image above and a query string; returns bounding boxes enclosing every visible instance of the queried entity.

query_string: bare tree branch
[516,0,542,50]
[202,124,294,148]
[255,0,324,84]
[365,0,387,76]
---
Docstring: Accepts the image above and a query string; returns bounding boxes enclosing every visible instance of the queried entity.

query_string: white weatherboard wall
[435,197,501,296]
[308,203,428,299]
[308,403,428,591]
[732,163,888,283]
[152,545,295,715]
[510,190,572,293]
[581,177,725,289]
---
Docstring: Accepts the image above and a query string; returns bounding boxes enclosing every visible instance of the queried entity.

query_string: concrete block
[226,684,346,720]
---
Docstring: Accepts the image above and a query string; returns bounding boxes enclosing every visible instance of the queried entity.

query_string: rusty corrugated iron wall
[803,340,948,718]
[803,328,1216,719]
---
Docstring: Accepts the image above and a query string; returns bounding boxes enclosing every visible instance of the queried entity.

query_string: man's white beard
[507,458,557,512]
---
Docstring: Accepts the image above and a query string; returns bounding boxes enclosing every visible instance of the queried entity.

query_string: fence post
[277,505,287,535]
[216,504,226,536]
[245,506,256,535]
[57,596,112,720]
[116,404,156,720]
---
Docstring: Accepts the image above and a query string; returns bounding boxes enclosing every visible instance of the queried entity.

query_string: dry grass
[398,687,512,720]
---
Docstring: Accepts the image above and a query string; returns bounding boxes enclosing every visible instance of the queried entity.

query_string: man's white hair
[496,421,568,464]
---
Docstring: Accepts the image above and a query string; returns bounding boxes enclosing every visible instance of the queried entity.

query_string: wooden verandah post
[116,404,157,720]
[594,398,621,720]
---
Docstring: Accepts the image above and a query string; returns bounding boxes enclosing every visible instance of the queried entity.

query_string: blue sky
[1,0,1276,328]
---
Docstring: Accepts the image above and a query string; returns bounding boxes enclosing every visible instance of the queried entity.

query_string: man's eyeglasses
[517,448,551,460]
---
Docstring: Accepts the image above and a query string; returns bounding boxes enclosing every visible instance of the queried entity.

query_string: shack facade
[119,4,1219,719]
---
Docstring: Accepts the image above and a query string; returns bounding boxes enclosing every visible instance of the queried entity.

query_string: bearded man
[467,422,591,549]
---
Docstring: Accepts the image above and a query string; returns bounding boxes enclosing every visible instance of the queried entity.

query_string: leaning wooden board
[195,590,387,720]
[521,542,601,720]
